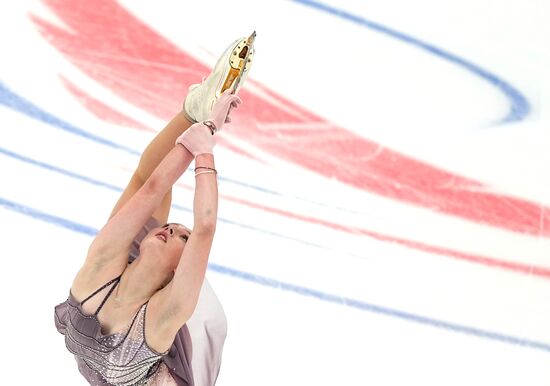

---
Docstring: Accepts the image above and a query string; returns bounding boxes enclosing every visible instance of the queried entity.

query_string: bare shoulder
[70,251,127,302]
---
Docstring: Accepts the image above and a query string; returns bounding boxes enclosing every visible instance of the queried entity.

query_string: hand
[175,122,215,157]
[209,89,242,131]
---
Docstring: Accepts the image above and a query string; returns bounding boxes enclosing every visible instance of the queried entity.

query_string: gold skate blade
[222,31,256,94]
[221,67,242,94]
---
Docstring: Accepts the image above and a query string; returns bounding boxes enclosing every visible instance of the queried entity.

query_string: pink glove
[175,90,242,157]
[175,122,215,157]
[209,89,242,131]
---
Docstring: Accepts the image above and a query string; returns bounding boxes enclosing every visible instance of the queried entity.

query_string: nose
[169,227,174,236]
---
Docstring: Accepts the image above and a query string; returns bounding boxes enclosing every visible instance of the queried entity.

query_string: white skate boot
[183,31,256,123]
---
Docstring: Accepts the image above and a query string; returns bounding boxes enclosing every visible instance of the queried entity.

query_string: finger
[231,95,242,104]
[225,94,241,104]
[231,97,242,108]
[219,93,238,107]
[224,104,234,122]
[222,88,234,97]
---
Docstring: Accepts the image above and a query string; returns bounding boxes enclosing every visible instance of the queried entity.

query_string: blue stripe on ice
[0,147,123,192]
[0,82,369,216]
[292,0,530,123]
[0,82,141,155]
[0,145,333,251]
[0,197,98,236]
[209,263,550,353]
[1,195,548,353]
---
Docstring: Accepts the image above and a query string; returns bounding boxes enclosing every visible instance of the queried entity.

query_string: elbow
[193,205,217,234]
[141,176,165,202]
[193,217,217,236]
[143,175,160,195]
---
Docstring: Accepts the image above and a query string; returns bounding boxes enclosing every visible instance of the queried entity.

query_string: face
[141,223,192,270]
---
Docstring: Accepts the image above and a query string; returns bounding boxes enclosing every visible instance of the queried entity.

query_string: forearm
[193,154,218,231]
[172,90,238,230]
[145,144,194,198]
[137,112,193,181]
[89,144,193,257]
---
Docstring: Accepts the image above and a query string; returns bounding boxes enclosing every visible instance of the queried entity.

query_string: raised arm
[87,143,194,265]
[108,111,194,225]
[146,91,242,344]
[85,91,240,269]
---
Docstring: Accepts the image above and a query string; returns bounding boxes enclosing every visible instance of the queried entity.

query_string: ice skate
[183,31,256,123]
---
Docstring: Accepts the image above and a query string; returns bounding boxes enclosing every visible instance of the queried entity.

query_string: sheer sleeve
[54,299,69,335]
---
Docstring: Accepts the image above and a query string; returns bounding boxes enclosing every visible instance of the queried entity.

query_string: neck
[114,258,168,306]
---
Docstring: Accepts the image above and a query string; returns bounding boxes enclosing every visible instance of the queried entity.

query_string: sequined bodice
[63,290,169,386]
[55,217,227,386]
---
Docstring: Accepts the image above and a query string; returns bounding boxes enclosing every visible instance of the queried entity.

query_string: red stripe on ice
[30,0,550,237]
[223,194,550,279]
[60,76,155,132]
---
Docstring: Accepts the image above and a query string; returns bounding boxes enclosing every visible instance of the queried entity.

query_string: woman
[54,33,255,386]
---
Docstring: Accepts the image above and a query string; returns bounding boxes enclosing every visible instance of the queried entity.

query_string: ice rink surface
[1,0,549,384]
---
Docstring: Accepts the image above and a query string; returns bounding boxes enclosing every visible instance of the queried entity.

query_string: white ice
[0,0,549,385]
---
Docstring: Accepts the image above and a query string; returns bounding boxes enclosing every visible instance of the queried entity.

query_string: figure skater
[54,32,256,386]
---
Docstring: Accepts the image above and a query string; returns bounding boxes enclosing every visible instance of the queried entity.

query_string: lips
[155,231,168,243]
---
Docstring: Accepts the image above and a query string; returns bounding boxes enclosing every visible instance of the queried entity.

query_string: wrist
[195,153,215,168]
[203,120,217,135]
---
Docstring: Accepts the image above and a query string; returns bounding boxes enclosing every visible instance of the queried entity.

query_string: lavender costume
[55,218,227,386]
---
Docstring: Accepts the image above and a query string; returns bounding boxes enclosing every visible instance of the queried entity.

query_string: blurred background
[0,0,549,384]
